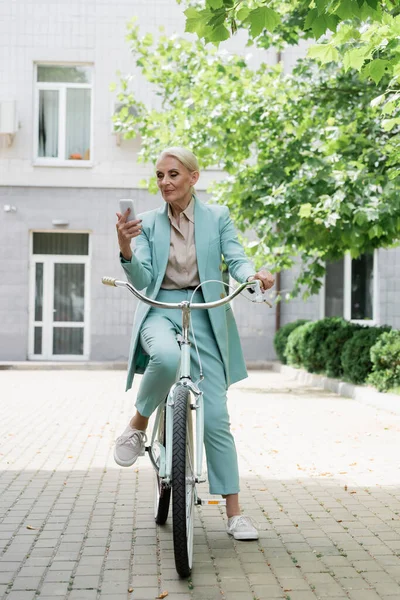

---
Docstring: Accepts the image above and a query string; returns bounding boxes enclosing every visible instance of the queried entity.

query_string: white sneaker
[114,424,147,467]
[227,515,259,540]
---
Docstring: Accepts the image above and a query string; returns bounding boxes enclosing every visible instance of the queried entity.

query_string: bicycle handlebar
[101,277,272,309]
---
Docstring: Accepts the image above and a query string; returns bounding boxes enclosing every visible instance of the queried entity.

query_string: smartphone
[119,199,136,222]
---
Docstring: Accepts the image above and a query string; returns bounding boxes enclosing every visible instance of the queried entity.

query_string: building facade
[1,0,399,364]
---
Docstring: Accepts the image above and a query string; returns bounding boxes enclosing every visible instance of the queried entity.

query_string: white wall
[0,0,283,190]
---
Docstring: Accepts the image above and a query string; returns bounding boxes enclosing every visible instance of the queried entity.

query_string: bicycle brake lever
[248,280,273,307]
[248,279,263,301]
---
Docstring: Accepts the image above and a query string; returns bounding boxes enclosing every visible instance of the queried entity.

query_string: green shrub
[274,319,309,364]
[302,317,347,374]
[322,321,363,379]
[285,321,315,367]
[367,330,400,392]
[341,325,391,385]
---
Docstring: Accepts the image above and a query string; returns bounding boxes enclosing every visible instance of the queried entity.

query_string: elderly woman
[115,147,274,540]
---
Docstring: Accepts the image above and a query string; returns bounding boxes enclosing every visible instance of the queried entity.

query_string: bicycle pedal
[197,498,226,506]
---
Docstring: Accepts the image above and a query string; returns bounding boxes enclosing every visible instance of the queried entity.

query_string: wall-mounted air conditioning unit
[0,101,17,146]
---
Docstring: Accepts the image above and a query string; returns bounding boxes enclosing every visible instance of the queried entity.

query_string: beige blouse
[161,196,201,290]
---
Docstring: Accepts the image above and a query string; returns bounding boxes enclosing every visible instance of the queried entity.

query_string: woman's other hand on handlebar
[248,269,275,291]
[116,209,143,260]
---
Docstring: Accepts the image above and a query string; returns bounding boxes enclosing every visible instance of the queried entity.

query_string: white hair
[157,147,199,194]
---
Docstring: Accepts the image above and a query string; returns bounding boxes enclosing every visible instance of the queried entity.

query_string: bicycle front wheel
[172,386,195,578]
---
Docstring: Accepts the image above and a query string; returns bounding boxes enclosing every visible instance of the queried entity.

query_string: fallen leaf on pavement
[157,592,168,599]
[26,525,36,530]
[128,588,133,593]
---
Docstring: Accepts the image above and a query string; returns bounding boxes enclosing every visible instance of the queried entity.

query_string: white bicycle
[102,276,270,577]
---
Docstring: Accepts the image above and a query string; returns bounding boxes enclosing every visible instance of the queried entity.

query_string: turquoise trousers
[135,288,240,496]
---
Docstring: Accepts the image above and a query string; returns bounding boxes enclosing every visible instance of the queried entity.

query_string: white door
[29,232,90,360]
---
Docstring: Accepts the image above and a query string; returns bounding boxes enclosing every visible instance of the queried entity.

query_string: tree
[183,1,400,140]
[112,24,400,297]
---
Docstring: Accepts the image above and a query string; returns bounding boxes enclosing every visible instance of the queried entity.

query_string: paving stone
[6,593,36,600]
[69,592,98,600]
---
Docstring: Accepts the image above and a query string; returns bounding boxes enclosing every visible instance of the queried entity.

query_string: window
[350,253,374,320]
[323,251,378,324]
[34,64,93,165]
[325,258,344,318]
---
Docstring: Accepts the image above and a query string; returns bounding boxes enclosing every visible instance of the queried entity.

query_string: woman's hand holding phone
[116,199,142,261]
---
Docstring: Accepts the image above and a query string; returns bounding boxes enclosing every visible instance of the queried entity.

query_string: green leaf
[310,14,340,39]
[361,59,389,84]
[353,211,367,226]
[206,23,230,42]
[370,93,386,108]
[304,8,318,30]
[368,224,383,239]
[184,7,213,37]
[299,203,313,218]
[382,96,400,115]
[207,0,224,8]
[334,0,362,20]
[343,47,370,72]
[207,9,227,29]
[308,44,339,64]
[236,7,250,21]
[244,7,280,38]
[312,15,330,39]
[382,117,400,132]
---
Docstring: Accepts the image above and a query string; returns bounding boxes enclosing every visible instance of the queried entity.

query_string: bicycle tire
[172,386,195,578]
[154,405,171,525]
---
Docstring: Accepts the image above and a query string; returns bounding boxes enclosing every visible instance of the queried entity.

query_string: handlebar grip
[102,277,117,287]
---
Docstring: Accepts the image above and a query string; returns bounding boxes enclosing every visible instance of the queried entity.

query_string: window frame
[321,249,379,326]
[33,63,94,167]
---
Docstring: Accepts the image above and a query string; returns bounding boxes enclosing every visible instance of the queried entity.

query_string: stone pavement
[0,369,400,600]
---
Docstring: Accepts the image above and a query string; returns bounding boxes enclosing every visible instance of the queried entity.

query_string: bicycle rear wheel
[154,405,171,525]
[172,386,195,578]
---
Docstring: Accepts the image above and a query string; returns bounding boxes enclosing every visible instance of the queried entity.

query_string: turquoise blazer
[120,196,255,392]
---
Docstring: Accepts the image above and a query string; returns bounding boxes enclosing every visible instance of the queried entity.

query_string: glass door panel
[53,263,85,322]
[53,263,85,356]
[33,263,44,355]
[53,328,84,355]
